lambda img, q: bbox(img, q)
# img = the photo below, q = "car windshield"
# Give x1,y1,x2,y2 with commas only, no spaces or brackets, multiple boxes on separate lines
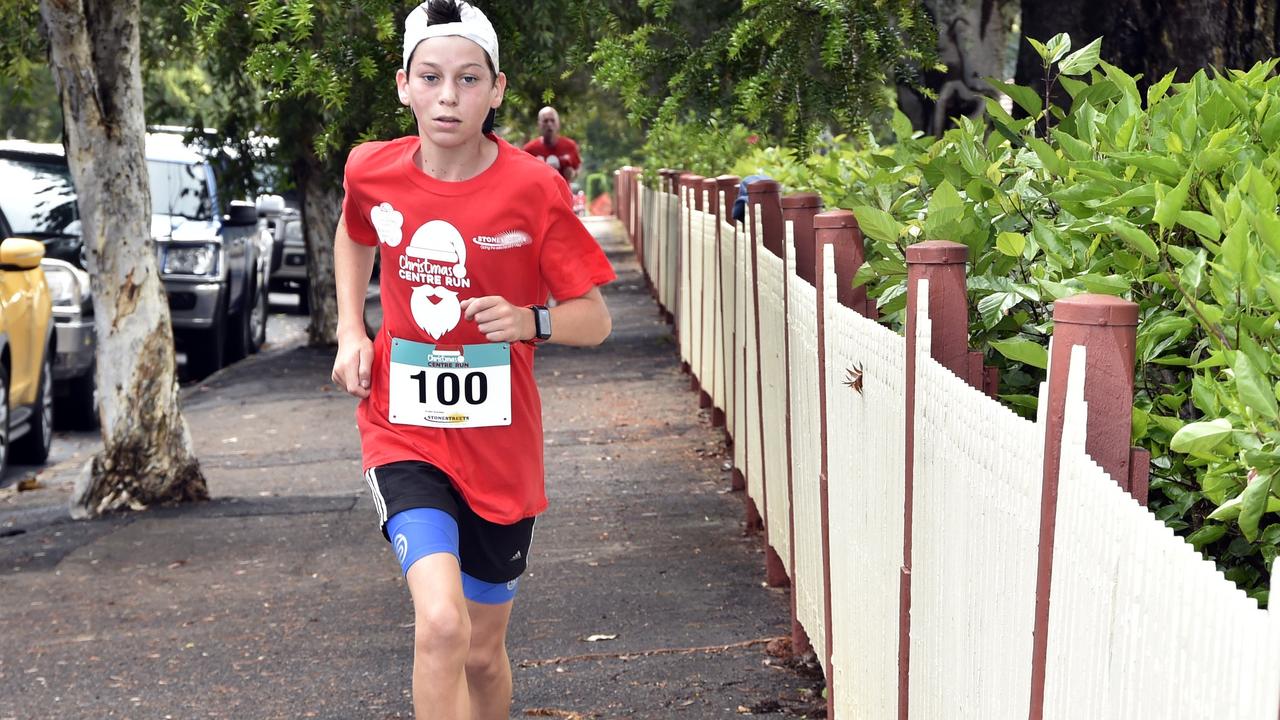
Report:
148,159,213,221
0,156,80,236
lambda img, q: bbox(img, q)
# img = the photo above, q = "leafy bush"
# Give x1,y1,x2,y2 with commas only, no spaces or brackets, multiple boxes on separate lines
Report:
720,37,1278,604
585,172,611,201
640,113,758,182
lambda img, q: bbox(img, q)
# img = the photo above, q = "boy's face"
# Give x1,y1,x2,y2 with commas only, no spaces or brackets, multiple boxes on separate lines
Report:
397,35,506,148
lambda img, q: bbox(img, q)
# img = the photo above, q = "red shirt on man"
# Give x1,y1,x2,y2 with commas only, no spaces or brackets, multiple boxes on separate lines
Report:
342,134,615,524
522,136,581,181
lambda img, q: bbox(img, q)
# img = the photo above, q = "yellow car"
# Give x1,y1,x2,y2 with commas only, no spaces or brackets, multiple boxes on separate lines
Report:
0,237,55,477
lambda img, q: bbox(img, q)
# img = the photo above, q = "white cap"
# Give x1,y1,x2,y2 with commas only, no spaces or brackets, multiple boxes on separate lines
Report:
402,1,500,74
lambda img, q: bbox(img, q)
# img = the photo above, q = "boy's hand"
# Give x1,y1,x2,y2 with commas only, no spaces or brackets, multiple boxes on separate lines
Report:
460,296,533,343
332,333,374,398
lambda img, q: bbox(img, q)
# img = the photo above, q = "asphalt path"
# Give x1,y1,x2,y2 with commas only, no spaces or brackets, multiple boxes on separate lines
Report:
0,294,311,490
0,217,824,718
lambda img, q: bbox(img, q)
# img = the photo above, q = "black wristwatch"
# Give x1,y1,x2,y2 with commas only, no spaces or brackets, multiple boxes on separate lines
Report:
529,305,551,343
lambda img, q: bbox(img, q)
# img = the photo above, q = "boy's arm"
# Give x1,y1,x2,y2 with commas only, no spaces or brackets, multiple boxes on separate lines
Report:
460,286,611,347
332,214,379,397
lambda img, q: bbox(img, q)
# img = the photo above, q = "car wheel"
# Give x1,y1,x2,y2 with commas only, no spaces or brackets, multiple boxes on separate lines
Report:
296,280,310,316
0,364,9,480
185,311,227,380
13,348,53,464
227,278,266,361
249,280,268,353
56,367,98,431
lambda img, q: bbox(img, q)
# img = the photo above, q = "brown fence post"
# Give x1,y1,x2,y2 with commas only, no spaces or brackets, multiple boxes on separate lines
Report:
900,240,970,720
747,180,789,587
784,194,823,286
1027,293,1140,720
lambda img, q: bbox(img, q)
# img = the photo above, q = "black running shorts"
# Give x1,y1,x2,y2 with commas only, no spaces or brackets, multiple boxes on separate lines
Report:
363,460,535,584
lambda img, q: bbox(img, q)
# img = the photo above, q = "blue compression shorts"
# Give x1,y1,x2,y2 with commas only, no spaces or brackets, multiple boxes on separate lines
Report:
385,508,519,605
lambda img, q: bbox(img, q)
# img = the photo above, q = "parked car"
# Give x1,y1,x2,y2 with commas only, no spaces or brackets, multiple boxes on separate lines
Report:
146,131,272,377
263,204,310,313
0,141,97,427
0,136,274,386
0,236,56,477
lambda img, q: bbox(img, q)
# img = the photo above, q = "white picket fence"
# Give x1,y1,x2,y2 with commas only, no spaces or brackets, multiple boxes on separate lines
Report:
620,174,1279,719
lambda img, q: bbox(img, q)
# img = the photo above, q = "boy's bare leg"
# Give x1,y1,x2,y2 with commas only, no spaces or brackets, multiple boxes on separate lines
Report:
406,554,472,720
465,598,515,720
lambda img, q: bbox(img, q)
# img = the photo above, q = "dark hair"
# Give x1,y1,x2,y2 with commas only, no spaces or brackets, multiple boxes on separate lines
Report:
426,0,461,23
409,0,498,134
406,0,498,81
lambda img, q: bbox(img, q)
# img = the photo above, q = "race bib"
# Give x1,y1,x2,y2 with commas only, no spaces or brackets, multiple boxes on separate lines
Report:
388,337,512,428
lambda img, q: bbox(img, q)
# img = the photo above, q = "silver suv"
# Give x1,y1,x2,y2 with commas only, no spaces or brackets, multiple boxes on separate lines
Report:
146,132,271,378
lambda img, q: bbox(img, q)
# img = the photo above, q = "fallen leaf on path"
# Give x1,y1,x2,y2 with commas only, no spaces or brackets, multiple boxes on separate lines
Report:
524,709,585,719
17,477,43,492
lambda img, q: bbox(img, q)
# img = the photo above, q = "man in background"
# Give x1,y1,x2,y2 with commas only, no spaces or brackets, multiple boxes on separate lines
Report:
522,106,580,183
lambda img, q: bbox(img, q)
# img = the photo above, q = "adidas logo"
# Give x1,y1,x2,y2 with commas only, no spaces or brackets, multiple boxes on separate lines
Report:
509,550,523,562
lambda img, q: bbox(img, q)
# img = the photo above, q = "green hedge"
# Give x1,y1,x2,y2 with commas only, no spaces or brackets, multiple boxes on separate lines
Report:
656,36,1279,604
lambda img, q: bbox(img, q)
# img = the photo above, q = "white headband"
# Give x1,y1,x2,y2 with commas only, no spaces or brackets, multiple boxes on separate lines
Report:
402,1,500,74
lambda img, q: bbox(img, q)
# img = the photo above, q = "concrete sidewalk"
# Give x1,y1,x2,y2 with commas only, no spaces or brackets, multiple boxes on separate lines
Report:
0,217,823,719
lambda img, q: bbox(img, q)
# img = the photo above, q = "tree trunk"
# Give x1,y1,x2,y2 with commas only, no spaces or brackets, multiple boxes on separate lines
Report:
1016,0,1278,95
297,146,341,346
40,0,206,517
899,0,1021,134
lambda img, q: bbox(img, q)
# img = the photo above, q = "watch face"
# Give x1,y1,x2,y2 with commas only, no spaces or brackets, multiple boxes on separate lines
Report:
534,306,551,339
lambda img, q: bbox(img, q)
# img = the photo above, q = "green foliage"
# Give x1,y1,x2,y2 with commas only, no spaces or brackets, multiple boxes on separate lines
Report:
0,1,61,140
642,113,758,180
178,0,642,183
182,0,408,171
584,172,610,201
721,37,1279,604
590,0,937,150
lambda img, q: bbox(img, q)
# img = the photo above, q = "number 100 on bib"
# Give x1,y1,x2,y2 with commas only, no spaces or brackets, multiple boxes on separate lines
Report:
388,338,513,428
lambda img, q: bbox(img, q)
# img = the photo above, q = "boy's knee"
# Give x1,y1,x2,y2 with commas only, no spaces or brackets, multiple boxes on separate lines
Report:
464,640,507,683
414,598,470,658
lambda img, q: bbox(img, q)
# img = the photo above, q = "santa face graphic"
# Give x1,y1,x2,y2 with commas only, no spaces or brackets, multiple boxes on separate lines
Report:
410,283,462,339
407,220,468,278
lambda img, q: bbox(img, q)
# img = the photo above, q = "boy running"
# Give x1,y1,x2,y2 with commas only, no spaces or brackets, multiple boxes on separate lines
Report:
330,2,614,717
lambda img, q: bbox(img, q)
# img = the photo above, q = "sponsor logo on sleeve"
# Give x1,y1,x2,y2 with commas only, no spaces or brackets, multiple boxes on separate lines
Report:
472,230,532,250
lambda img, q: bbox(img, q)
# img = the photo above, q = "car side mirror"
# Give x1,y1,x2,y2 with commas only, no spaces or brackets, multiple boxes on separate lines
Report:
225,200,258,227
0,238,46,270
256,194,286,216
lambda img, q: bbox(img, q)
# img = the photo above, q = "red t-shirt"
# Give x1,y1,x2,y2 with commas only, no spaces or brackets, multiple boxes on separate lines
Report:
522,136,581,180
342,135,615,524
